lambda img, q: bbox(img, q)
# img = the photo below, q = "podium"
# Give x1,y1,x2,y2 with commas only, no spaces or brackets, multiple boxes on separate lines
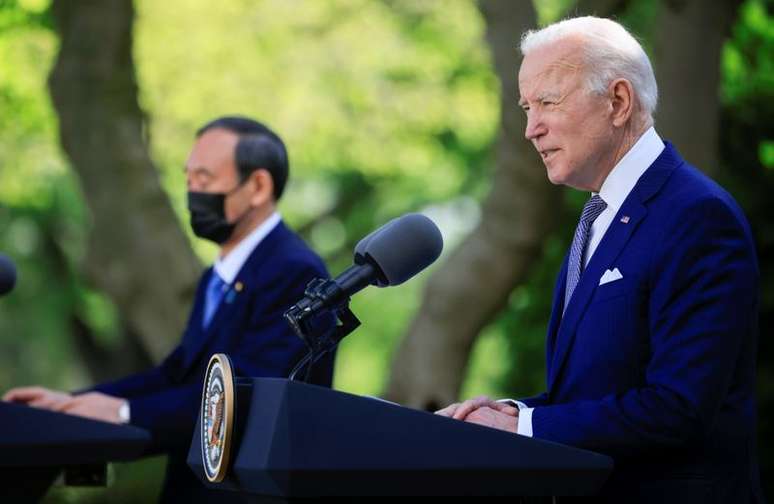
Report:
0,401,150,503
188,378,613,498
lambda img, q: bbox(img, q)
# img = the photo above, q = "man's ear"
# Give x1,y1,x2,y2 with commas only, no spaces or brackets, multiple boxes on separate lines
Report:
609,78,635,127
248,169,275,207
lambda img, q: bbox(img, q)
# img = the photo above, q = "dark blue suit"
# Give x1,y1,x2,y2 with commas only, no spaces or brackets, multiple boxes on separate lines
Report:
521,144,763,503
93,221,334,502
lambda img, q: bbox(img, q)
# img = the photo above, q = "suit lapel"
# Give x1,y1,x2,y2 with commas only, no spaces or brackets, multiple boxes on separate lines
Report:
546,144,682,391
202,277,246,333
179,270,209,350
545,253,569,381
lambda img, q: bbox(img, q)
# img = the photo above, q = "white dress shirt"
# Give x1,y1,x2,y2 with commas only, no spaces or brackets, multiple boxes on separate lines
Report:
513,127,665,437
214,212,281,284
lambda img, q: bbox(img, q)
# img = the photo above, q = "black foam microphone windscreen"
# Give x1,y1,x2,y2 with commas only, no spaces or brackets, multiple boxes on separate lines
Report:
357,213,443,287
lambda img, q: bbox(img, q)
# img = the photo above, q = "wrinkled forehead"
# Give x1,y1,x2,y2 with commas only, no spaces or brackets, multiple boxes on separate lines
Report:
518,38,586,100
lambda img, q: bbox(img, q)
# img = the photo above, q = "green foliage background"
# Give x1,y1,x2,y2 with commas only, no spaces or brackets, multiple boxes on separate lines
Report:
0,0,772,501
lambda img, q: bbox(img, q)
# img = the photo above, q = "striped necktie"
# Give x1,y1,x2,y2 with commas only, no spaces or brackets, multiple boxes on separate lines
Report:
564,195,607,312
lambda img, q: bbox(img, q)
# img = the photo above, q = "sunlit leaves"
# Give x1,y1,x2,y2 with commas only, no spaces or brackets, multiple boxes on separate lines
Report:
722,0,774,104
134,0,498,234
0,12,64,207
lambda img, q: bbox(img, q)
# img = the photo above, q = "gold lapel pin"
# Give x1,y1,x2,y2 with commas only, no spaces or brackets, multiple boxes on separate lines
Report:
234,281,244,292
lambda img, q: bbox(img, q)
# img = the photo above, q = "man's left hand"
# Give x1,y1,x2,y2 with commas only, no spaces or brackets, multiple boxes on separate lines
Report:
54,392,125,424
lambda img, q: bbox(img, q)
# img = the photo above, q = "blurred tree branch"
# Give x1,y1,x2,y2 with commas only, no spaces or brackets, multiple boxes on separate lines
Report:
385,0,562,410
48,0,201,364
38,212,155,380
654,0,743,176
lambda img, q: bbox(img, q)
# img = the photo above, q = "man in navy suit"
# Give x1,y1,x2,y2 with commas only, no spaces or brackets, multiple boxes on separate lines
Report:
4,116,334,502
437,17,763,503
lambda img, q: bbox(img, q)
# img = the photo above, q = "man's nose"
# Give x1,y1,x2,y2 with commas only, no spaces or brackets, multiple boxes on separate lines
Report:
524,111,546,141
186,173,199,192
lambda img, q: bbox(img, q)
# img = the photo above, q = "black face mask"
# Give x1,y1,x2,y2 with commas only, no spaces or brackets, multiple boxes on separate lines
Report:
187,183,246,244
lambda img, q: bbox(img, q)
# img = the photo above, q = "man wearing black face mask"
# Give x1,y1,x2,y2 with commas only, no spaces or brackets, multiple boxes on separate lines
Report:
4,117,335,503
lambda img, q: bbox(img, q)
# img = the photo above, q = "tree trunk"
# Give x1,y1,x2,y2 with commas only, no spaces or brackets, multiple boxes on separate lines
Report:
48,0,201,363
653,0,742,176
384,1,562,410
38,210,155,379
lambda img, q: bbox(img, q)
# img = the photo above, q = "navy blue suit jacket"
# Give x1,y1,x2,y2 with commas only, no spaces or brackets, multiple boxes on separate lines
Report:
92,221,333,501
521,145,763,503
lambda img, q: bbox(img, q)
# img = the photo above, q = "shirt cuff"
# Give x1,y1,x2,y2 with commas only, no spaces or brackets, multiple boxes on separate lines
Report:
516,406,533,437
118,400,131,424
497,398,533,437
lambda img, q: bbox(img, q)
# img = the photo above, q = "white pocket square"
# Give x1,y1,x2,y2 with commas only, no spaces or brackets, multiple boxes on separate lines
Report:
599,267,623,286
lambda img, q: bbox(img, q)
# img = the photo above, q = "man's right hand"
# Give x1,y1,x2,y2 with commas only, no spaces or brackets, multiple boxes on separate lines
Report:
2,386,72,410
435,395,518,420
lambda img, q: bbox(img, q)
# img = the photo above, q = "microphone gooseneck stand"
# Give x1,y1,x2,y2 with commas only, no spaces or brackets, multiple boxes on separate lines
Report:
284,277,362,383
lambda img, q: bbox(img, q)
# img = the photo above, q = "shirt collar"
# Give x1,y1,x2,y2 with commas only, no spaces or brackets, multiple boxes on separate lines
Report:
596,127,664,212
213,212,281,284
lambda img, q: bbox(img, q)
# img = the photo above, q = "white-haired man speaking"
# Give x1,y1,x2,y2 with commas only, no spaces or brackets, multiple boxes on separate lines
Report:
437,16,763,503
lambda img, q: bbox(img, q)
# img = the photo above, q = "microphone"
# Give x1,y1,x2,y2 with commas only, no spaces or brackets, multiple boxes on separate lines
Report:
0,254,17,297
285,213,443,380
293,213,443,315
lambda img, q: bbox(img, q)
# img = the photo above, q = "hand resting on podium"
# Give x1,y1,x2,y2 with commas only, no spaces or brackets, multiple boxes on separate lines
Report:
3,386,126,424
435,395,519,433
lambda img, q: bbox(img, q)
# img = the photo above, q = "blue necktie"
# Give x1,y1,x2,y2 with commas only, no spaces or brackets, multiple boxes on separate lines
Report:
203,271,227,328
564,195,607,312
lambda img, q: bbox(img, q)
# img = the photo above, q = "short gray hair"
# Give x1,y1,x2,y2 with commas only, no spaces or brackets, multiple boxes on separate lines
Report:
520,16,658,116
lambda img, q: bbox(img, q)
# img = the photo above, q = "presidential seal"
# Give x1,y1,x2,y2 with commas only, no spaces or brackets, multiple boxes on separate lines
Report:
201,353,235,483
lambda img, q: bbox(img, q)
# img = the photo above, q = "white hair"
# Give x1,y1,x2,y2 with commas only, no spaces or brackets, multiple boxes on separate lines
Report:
520,16,658,116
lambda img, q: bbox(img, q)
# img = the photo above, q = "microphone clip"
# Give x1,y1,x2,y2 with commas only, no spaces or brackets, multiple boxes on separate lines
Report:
284,278,362,383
